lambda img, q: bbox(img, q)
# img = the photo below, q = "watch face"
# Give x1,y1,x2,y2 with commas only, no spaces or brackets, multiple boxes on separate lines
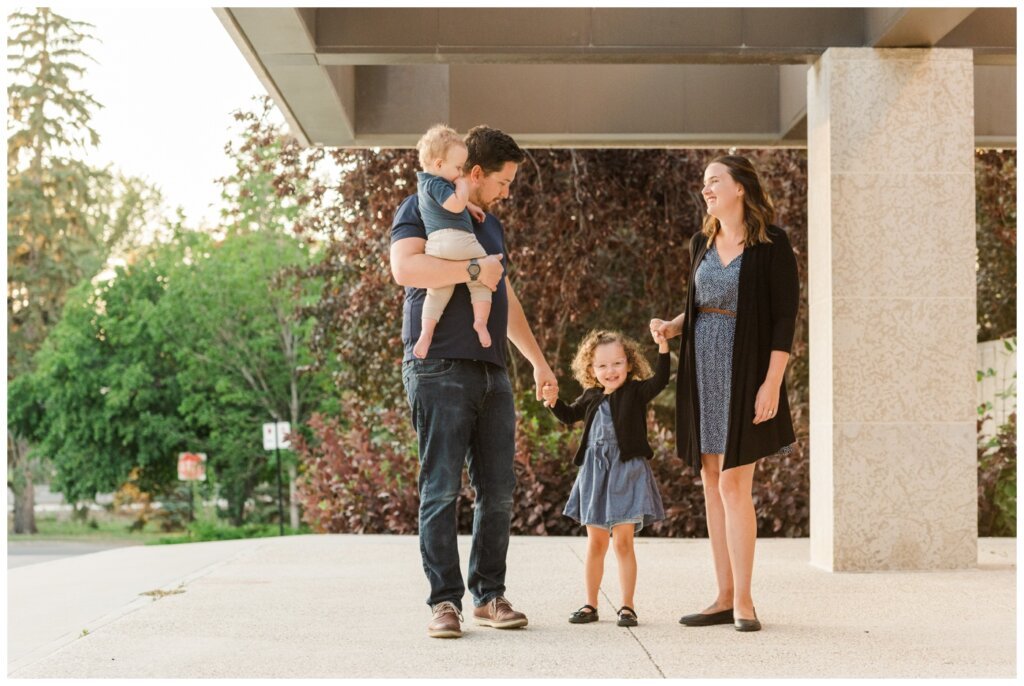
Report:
468,263,481,277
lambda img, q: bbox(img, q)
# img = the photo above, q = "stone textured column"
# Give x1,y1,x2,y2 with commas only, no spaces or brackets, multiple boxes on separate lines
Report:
807,48,977,571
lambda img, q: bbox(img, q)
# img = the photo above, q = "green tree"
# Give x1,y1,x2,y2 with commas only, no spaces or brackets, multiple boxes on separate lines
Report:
26,242,188,504
8,8,103,375
192,96,332,525
217,96,325,236
156,230,329,525
12,94,334,528
7,8,160,532
24,229,331,523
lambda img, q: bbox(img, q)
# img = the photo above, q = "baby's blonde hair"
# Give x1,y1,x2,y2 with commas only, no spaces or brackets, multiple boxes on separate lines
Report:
570,330,653,390
416,124,466,170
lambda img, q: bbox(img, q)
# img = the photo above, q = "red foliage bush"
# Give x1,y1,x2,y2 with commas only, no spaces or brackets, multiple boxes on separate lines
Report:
296,393,810,538
292,408,421,534
284,144,1010,538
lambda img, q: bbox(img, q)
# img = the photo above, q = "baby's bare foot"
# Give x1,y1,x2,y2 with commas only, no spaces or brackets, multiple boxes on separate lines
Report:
474,320,491,348
413,333,432,359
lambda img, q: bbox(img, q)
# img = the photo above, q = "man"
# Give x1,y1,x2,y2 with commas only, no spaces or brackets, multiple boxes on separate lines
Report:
390,125,557,639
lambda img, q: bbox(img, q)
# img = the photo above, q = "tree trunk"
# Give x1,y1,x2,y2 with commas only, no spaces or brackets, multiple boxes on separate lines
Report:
288,463,299,530
8,434,38,534
287,354,301,531
13,471,37,534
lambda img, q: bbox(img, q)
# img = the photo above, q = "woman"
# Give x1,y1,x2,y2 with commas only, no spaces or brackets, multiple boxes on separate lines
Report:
651,155,799,632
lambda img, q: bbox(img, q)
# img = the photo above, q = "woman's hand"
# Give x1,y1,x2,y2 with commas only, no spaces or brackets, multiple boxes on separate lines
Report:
649,317,682,340
650,327,669,353
752,379,781,424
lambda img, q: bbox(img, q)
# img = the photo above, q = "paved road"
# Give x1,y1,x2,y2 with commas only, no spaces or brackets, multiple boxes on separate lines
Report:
7,540,141,569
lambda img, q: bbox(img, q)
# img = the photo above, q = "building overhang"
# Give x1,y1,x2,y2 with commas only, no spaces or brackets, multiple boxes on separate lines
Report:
215,7,1016,148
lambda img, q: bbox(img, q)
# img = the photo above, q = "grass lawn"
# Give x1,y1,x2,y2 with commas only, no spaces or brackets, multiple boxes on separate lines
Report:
8,512,173,545
9,511,310,546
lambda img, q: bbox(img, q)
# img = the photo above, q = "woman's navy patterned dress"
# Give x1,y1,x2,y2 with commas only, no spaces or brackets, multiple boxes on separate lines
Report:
693,242,742,455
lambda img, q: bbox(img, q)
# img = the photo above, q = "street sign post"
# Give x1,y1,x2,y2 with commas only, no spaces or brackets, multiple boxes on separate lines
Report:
177,452,207,481
177,452,207,522
262,422,290,536
262,422,291,450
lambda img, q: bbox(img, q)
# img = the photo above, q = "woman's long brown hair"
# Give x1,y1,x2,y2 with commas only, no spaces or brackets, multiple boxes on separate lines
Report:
701,155,776,247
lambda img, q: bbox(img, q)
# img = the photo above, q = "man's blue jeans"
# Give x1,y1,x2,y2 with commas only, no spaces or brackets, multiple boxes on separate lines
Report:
402,358,517,611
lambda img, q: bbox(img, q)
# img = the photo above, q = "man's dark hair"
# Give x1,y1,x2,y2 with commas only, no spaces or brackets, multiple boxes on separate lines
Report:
464,125,526,175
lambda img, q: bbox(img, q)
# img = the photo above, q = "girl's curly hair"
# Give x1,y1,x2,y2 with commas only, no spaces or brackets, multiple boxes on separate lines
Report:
570,330,653,390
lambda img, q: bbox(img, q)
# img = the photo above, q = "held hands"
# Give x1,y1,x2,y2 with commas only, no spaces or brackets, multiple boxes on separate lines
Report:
752,379,781,424
650,326,670,353
649,317,681,342
541,381,559,408
535,367,558,407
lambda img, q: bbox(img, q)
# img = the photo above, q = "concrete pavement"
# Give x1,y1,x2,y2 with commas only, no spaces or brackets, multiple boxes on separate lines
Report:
7,538,265,674
7,539,142,569
7,535,1017,678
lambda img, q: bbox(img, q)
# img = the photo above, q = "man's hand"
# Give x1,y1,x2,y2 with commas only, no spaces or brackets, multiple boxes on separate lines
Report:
505,278,559,411
534,366,557,405
479,254,504,291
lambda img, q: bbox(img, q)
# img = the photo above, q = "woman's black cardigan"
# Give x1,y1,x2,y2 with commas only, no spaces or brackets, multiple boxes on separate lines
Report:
549,352,671,466
676,225,800,472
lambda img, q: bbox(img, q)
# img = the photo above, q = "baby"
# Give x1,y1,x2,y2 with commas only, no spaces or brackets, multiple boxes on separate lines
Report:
413,124,492,358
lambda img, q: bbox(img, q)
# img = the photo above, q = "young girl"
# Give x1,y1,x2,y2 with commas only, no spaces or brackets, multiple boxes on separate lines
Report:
542,328,670,627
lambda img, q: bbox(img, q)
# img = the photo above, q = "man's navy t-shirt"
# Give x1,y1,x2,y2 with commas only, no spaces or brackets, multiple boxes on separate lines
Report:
391,194,510,368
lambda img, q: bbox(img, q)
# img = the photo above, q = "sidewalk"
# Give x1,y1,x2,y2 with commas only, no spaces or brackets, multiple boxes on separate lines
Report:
8,539,132,569
7,535,1016,678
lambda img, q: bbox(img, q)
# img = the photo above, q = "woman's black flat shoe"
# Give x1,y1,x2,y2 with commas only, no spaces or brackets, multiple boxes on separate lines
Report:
734,608,761,632
569,604,599,624
617,606,638,627
679,608,734,626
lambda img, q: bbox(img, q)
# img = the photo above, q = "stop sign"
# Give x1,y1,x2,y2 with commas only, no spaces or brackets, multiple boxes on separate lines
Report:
177,452,207,481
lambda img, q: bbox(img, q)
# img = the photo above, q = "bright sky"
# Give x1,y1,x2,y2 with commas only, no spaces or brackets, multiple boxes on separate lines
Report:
42,5,276,228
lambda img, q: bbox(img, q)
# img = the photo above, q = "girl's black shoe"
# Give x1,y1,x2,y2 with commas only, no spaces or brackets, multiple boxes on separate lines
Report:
617,606,638,627
569,604,599,623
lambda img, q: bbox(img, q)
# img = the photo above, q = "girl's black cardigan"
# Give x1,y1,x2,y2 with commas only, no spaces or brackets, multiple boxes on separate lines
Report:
549,352,671,466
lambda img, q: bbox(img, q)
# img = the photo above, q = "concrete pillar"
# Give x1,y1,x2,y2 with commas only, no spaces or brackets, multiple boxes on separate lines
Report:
807,48,978,571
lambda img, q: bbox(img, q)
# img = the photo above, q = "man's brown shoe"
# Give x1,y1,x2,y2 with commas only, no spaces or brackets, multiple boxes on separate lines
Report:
428,601,463,638
473,596,528,629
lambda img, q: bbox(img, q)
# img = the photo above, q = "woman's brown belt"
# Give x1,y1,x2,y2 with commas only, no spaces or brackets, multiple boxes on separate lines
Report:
697,307,736,317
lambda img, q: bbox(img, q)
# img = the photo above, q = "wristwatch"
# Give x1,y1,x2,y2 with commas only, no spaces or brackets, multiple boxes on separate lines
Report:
467,258,481,281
